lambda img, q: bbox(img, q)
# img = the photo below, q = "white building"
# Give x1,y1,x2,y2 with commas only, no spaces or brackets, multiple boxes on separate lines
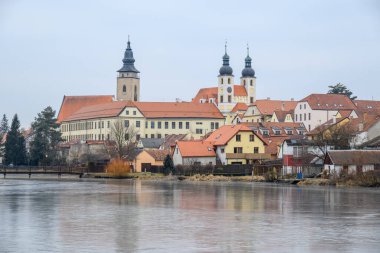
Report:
173,140,216,166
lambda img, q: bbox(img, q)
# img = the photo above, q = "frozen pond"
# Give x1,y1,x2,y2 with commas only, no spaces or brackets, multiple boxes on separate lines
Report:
0,178,379,252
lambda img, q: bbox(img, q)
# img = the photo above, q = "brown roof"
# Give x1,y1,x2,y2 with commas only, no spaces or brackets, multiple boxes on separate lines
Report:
272,110,293,122
326,150,380,165
134,102,224,119
145,149,170,161
176,140,216,157
57,95,114,123
253,99,298,115
231,103,249,113
161,134,187,150
301,94,356,110
63,101,224,122
354,100,380,116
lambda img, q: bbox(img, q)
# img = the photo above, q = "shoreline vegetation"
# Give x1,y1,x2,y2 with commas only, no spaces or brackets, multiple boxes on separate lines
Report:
85,171,380,188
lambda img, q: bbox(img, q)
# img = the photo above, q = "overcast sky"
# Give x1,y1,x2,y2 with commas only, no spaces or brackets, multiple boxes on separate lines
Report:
1,0,379,127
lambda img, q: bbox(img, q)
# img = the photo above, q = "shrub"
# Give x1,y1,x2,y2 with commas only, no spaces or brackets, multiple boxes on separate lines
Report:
264,167,278,182
105,159,131,177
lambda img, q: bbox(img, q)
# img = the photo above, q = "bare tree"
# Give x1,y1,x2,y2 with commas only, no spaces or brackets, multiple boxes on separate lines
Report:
110,119,139,158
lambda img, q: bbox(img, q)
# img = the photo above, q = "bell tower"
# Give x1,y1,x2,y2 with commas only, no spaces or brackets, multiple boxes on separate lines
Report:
117,38,140,101
241,45,256,104
217,42,234,113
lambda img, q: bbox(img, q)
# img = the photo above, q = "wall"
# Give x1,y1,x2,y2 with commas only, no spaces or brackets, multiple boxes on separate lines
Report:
224,130,265,155
183,157,216,165
135,151,163,172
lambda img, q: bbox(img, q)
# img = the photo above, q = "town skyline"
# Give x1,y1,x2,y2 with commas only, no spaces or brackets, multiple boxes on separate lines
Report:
1,0,380,126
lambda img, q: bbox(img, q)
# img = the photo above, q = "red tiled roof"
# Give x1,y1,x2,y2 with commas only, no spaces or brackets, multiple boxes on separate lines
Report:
253,100,298,115
177,140,216,157
205,125,262,146
326,150,380,165
354,100,380,115
63,101,224,122
192,87,218,103
57,95,114,123
301,94,356,110
234,85,247,96
231,103,248,113
272,110,293,122
134,102,224,119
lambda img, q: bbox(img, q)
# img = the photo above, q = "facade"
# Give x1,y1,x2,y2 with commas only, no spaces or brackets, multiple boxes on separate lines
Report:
60,101,225,142
173,140,216,166
205,125,268,165
134,149,169,172
192,45,256,119
294,94,357,131
324,150,380,175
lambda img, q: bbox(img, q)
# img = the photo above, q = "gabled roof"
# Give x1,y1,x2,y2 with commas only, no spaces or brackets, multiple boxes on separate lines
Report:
192,87,218,103
62,101,224,122
354,100,380,116
234,85,248,96
57,95,114,123
144,149,170,161
326,150,380,165
300,94,356,110
205,125,263,146
272,110,293,122
139,138,164,149
176,140,216,157
251,99,298,115
231,103,248,113
161,134,187,150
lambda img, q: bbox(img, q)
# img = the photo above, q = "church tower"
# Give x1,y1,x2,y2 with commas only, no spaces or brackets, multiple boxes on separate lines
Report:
217,42,235,113
117,39,140,101
241,45,256,104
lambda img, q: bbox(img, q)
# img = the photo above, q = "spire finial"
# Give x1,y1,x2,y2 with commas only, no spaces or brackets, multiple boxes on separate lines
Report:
127,35,131,49
247,43,249,56
225,40,227,54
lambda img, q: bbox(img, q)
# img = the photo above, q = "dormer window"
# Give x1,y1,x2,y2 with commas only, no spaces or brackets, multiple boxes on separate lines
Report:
263,130,269,136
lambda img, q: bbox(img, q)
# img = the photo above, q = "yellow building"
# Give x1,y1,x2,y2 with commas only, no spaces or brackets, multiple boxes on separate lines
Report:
205,125,269,165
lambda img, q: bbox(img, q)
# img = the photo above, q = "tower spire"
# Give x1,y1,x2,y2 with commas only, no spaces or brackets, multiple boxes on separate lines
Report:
219,41,233,76
118,38,139,73
241,44,255,77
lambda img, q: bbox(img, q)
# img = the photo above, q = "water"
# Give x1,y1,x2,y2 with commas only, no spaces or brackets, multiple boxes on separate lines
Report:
0,178,379,253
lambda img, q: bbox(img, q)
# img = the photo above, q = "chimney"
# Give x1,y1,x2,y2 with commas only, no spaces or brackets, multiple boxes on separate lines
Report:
267,97,270,100
363,112,368,122
281,102,285,111
291,98,294,101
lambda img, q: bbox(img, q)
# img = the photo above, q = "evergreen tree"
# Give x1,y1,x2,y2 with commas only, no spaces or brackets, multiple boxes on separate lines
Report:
0,114,9,157
328,83,357,100
4,114,27,165
163,154,175,175
29,106,62,165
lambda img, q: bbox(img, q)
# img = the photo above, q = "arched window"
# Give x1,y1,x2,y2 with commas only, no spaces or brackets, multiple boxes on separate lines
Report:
228,78,231,84
250,80,253,86
221,78,223,84
134,86,138,101
123,85,126,93
243,80,246,86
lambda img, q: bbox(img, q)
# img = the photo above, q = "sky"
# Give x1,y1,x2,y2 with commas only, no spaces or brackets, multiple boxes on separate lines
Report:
0,0,380,127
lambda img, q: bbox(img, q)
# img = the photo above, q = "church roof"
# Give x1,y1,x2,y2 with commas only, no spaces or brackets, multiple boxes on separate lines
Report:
118,40,139,73
57,95,114,123
192,85,247,103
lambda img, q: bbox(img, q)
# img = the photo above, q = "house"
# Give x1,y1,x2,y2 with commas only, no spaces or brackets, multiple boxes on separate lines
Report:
271,110,294,123
294,93,357,131
205,125,269,165
134,149,169,172
324,150,380,175
242,99,298,123
173,140,216,166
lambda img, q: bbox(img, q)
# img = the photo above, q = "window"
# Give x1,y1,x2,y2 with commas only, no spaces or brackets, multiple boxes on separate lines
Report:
300,114,302,121
304,113,306,121
107,134,110,140
250,80,253,86
215,122,219,129
221,148,225,153
186,122,190,129
243,80,246,85
172,122,176,129
304,104,306,109
145,134,148,138
250,97,254,103
158,134,162,139
275,130,281,135
300,104,302,110
145,121,148,128
151,121,155,129
220,95,224,103
151,134,154,138
309,113,311,120
134,86,138,101
126,110,129,115
196,129,203,134
263,130,269,136
234,147,243,153
107,121,110,128
125,133,129,140
254,147,259,154
211,122,215,129
165,122,169,129
308,125,311,131
123,85,126,93
102,121,104,128
133,111,136,115
136,134,140,140
228,78,231,84
295,114,298,121
124,120,129,127
136,121,140,128
249,134,255,142
158,122,162,129
196,122,202,125
286,130,293,135
228,95,231,103
221,78,223,84
179,122,183,129
236,135,241,142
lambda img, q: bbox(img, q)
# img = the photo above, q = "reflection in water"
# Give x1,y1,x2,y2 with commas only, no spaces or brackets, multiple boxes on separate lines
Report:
0,179,379,253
